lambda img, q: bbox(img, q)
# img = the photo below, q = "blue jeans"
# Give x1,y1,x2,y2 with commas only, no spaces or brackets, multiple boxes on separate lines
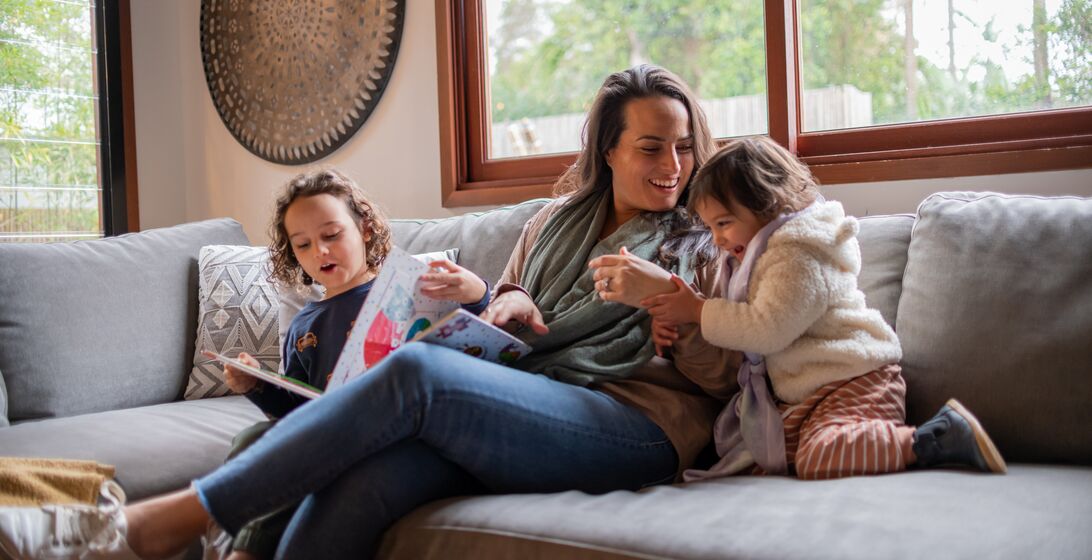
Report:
194,343,678,559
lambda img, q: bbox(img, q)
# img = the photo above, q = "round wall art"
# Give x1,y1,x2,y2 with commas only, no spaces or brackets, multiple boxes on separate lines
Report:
200,0,405,164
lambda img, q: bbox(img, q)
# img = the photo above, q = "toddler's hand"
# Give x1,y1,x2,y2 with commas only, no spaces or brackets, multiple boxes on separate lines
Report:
419,260,488,305
640,275,705,326
224,352,260,394
651,318,680,357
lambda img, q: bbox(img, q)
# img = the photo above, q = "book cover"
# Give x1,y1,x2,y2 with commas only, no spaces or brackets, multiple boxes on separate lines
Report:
412,308,532,364
202,350,322,400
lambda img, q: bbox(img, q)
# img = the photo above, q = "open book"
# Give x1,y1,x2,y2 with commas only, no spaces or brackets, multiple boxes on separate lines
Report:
203,350,322,400
326,247,532,391
208,248,532,398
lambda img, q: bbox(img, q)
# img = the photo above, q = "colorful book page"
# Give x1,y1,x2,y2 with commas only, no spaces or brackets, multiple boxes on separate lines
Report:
326,248,458,391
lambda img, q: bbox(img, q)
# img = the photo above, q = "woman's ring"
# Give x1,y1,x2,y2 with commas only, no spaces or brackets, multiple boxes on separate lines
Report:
603,278,611,292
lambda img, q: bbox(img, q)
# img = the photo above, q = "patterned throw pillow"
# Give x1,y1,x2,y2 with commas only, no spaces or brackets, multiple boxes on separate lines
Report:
186,246,281,399
185,246,461,400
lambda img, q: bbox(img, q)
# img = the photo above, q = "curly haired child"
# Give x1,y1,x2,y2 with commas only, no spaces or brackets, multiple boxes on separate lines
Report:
218,169,490,559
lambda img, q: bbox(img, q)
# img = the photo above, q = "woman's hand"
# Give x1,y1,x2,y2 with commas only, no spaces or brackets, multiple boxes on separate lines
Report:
479,289,549,335
588,247,674,307
641,275,706,326
224,352,259,394
419,260,488,305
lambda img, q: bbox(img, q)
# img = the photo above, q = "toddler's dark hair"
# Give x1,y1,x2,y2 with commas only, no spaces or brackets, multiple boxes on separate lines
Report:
688,136,819,221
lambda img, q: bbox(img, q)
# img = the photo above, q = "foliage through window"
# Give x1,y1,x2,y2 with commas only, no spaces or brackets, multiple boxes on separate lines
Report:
438,0,1091,206
1,0,108,242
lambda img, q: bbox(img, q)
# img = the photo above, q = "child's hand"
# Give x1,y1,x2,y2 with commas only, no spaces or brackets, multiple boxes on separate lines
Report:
224,352,260,394
419,260,488,305
640,274,705,326
651,318,680,357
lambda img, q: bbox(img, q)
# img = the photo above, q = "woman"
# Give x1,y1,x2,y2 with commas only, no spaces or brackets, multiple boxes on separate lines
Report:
34,65,739,560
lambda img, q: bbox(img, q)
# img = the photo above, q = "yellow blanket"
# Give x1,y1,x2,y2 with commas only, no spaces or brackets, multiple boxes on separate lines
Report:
0,457,116,507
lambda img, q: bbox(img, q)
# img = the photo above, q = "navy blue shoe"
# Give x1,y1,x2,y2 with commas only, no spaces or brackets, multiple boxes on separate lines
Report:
912,399,1007,473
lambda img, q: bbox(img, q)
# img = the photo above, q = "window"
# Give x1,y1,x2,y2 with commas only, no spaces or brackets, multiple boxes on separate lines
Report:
0,0,136,242
436,0,1092,207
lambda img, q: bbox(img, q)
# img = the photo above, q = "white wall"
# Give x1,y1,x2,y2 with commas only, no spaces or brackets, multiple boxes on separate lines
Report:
129,1,1092,245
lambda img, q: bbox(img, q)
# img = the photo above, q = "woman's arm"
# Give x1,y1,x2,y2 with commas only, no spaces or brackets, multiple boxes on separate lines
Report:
479,202,558,335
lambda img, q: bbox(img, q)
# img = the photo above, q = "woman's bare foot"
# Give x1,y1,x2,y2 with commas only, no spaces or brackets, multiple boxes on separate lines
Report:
123,488,211,559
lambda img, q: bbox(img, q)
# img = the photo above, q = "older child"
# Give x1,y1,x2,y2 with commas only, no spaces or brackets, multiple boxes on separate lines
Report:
218,169,489,559
642,137,1007,480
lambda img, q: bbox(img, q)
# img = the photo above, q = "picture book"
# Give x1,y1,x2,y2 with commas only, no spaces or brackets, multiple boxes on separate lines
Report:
411,308,532,365
202,350,322,400
325,247,533,392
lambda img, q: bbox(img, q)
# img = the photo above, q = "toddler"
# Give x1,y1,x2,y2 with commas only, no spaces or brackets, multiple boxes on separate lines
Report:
642,137,1006,480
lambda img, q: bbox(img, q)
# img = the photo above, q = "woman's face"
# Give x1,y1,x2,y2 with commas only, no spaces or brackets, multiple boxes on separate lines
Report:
604,96,694,224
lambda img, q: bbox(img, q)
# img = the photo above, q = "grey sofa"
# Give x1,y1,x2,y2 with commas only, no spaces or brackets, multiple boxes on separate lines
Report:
1,192,1089,559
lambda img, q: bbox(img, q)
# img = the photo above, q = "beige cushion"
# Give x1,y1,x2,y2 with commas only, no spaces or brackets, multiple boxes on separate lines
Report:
895,192,1092,464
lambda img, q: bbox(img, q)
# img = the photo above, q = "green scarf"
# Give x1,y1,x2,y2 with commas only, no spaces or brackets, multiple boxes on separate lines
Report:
515,189,695,385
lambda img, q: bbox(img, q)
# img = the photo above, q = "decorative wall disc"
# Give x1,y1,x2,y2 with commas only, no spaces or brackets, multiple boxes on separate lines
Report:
200,0,405,164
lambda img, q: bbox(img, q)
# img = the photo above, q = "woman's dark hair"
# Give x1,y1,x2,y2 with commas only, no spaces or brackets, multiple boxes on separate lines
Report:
554,64,718,267
688,136,820,222
268,169,392,288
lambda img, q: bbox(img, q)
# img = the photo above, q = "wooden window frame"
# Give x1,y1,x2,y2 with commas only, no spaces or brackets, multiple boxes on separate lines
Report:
97,0,140,233
435,0,1092,208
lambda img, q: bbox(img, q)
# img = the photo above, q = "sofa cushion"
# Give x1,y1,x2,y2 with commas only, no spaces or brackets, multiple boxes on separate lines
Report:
0,396,265,500
896,192,1092,464
0,371,8,428
391,199,550,285
187,245,283,399
856,214,914,328
381,465,1092,559
0,218,250,421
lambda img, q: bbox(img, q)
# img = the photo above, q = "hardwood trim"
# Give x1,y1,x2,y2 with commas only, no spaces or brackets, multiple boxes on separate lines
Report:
119,0,139,231
444,182,555,207
810,144,1092,184
799,106,1092,157
765,0,799,151
435,0,464,206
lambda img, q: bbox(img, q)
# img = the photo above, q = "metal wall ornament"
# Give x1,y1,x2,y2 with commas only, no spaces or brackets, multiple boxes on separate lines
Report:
200,0,405,165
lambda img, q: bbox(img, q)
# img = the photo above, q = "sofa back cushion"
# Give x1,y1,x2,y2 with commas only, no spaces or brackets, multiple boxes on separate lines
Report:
390,199,551,284
0,218,249,422
896,192,1092,464
855,214,914,328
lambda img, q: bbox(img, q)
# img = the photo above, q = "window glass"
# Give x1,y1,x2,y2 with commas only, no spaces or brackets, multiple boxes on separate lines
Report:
800,0,1092,132
484,0,768,160
1,0,101,242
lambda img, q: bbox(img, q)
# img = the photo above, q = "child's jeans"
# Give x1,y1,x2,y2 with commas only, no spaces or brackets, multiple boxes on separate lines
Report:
193,343,678,559
213,421,294,559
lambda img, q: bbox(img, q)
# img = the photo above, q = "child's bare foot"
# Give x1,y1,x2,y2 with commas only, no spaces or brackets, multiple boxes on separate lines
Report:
124,488,211,559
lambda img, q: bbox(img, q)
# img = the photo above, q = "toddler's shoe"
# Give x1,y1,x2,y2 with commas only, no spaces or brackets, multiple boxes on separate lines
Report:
912,398,1007,473
0,479,139,559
